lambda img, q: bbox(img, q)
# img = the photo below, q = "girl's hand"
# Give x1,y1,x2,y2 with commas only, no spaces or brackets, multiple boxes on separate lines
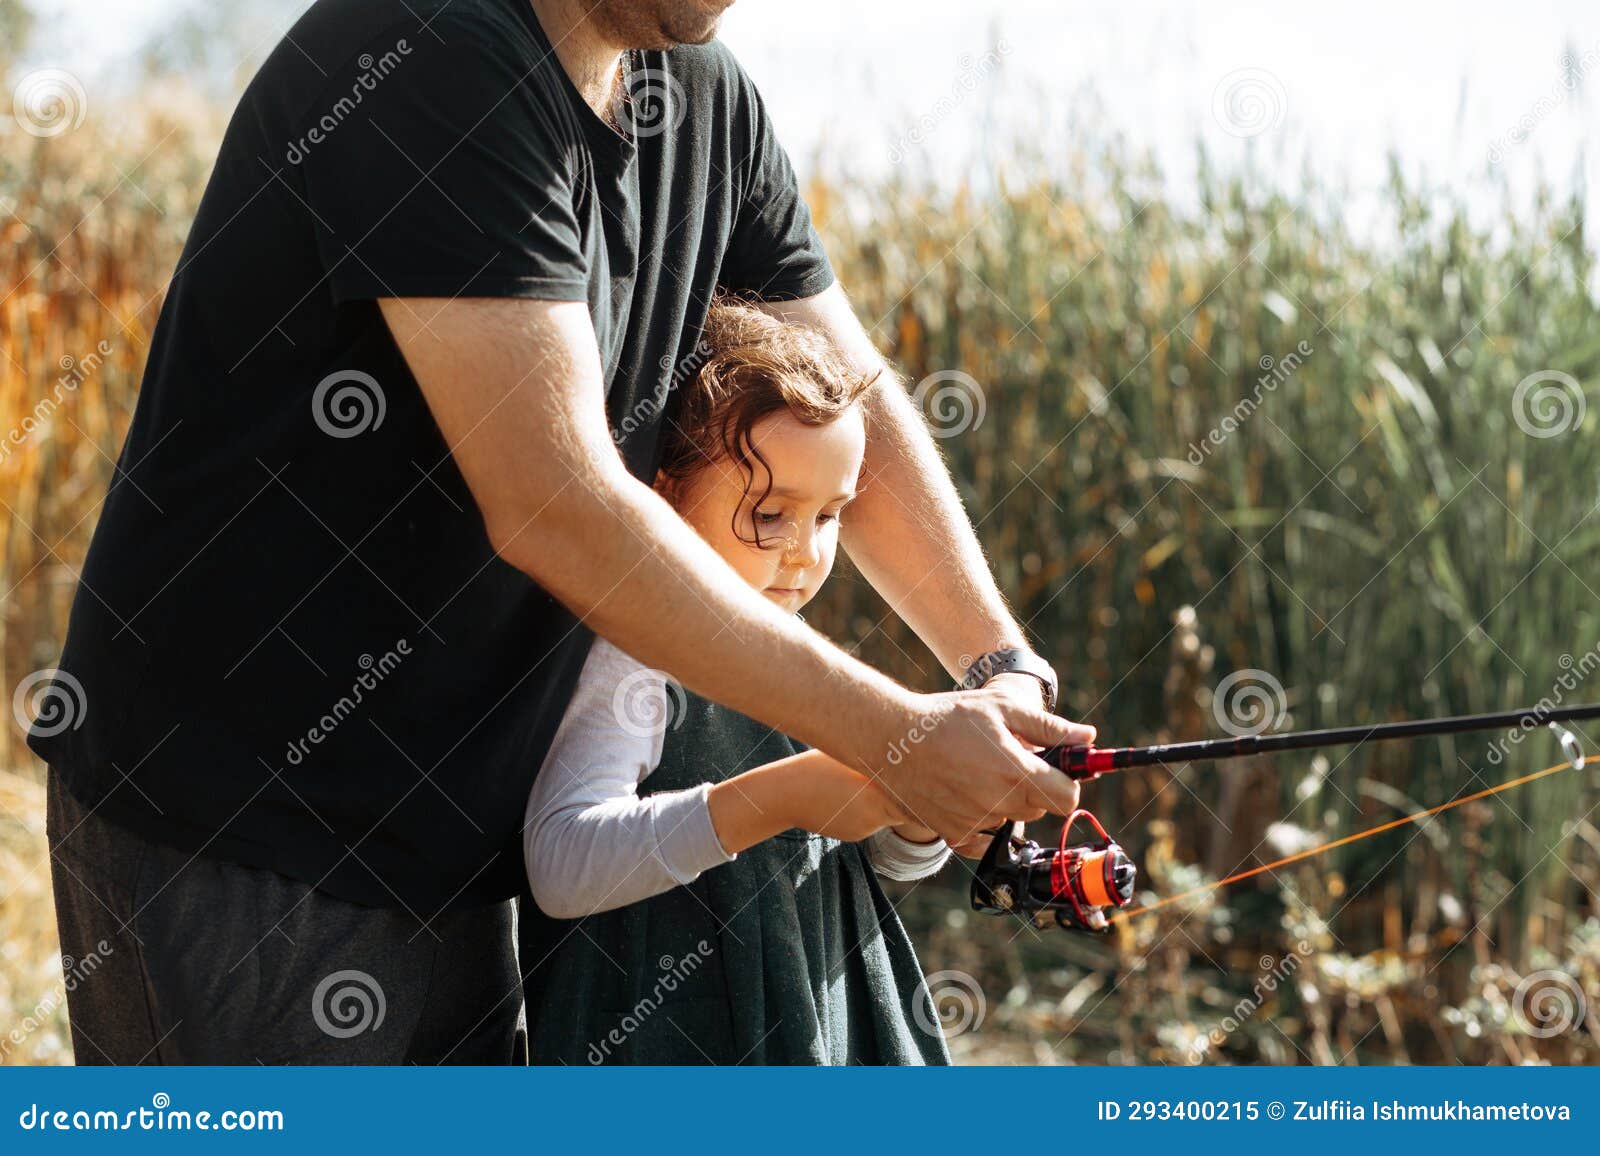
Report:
707,752,911,854
890,820,942,845
948,831,997,858
784,760,908,842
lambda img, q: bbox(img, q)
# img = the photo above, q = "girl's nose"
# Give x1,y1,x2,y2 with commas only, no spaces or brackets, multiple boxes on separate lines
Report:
784,524,823,569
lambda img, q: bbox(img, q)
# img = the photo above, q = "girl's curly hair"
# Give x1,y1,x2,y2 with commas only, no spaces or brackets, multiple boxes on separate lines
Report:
655,293,879,546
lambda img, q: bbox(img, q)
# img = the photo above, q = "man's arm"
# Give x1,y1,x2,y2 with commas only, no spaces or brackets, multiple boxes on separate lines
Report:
754,284,1050,697
378,296,1090,844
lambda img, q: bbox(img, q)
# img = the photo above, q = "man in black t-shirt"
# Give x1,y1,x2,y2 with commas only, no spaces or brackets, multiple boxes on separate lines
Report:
33,0,1093,1063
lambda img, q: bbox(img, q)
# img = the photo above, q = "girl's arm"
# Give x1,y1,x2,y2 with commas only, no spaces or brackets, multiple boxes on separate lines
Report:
705,750,911,851
525,643,917,919
524,640,734,920
708,751,951,882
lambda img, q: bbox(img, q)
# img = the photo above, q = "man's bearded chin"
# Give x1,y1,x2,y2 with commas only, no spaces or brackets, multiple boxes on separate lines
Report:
599,0,728,49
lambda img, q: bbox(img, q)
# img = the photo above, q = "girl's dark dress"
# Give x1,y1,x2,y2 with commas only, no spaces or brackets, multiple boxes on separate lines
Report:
522,688,952,1065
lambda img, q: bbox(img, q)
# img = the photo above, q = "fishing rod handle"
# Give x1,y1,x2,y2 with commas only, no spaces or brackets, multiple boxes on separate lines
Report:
1044,736,1264,778
1049,745,1116,780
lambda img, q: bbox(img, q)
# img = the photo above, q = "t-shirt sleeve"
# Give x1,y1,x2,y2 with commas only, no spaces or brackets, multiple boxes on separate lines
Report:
298,19,591,304
717,55,836,302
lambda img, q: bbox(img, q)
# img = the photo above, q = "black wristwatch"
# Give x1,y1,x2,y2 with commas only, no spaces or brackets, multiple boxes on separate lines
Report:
957,648,1059,712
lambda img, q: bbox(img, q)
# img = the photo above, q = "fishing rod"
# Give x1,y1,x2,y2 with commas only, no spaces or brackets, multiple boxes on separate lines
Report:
972,701,1600,933
1041,701,1600,780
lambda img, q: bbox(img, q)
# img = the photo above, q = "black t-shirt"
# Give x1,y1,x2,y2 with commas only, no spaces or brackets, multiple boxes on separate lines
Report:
28,0,834,913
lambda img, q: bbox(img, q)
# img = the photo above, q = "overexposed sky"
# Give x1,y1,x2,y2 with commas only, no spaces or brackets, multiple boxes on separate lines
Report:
19,0,1600,232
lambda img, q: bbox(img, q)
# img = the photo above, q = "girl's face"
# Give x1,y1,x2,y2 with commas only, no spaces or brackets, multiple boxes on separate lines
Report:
666,407,865,613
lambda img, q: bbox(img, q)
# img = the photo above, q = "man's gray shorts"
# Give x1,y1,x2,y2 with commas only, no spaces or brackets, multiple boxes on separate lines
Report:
45,769,526,1064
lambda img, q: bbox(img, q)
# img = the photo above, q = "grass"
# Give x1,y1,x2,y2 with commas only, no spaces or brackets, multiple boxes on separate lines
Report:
803,148,1600,1060
3,92,1598,1062
0,768,67,1064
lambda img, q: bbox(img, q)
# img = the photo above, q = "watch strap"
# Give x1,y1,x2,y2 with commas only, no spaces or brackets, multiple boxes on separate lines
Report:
957,648,1059,712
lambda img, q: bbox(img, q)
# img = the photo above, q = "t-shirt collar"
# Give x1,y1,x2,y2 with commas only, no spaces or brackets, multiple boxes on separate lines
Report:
511,0,641,165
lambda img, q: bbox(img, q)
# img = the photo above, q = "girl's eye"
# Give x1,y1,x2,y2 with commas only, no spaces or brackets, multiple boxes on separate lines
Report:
816,512,837,525
754,510,784,525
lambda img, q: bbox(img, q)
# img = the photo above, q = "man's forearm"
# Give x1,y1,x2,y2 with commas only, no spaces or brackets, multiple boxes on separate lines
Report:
382,295,911,775
384,295,1090,842
499,461,913,771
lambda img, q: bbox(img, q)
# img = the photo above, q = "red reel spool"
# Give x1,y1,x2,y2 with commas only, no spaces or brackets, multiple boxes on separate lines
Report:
1049,809,1136,926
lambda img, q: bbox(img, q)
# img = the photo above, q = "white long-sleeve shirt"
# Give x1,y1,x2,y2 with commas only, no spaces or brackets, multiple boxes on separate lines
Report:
523,637,950,919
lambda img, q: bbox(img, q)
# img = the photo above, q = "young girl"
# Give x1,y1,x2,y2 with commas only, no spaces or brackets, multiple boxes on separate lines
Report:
521,296,952,1065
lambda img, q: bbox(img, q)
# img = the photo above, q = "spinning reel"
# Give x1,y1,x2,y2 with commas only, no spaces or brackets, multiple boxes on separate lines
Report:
971,808,1136,933
967,700,1600,934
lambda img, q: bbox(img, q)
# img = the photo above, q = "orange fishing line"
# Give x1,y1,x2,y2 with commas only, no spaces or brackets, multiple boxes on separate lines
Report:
1111,755,1590,924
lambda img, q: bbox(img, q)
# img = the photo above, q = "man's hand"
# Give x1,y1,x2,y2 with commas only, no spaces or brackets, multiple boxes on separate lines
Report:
872,688,1093,847
949,672,1080,855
